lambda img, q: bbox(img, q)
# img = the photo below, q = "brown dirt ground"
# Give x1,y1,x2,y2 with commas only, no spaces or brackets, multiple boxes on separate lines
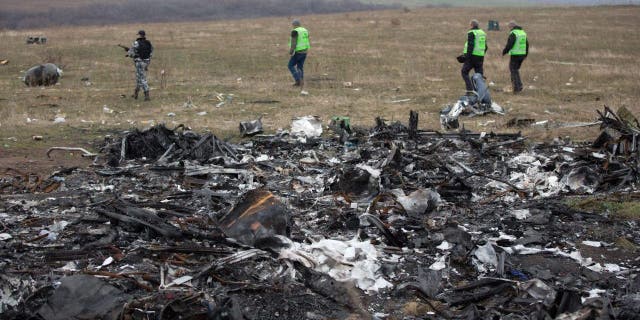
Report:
1,147,93,177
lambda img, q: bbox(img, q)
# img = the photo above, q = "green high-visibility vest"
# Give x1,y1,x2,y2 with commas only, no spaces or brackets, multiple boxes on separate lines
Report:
289,27,310,52
509,29,527,56
463,29,486,57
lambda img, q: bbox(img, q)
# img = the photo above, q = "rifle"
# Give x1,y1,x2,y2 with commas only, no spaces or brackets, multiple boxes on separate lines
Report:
117,44,129,51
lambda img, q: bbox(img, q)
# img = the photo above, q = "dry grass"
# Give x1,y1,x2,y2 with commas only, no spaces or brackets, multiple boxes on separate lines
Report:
1,6,639,154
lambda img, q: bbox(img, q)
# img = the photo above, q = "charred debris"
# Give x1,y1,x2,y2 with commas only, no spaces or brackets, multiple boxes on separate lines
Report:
1,106,639,319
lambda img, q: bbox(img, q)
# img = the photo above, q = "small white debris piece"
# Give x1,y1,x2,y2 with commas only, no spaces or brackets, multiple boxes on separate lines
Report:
511,209,531,220
604,263,624,273
582,288,607,303
167,112,176,117
582,240,602,247
49,220,69,232
436,241,452,251
196,111,207,116
355,164,381,178
490,102,505,114
59,261,79,271
167,275,193,287
99,256,114,269
53,117,66,123
429,255,447,270
300,90,309,96
0,233,12,241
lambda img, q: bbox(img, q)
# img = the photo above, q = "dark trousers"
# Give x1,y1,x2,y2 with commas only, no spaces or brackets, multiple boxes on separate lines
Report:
288,52,307,82
461,55,484,91
509,55,526,92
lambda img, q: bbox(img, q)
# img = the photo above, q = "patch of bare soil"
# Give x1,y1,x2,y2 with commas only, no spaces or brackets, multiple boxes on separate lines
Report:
0,147,92,176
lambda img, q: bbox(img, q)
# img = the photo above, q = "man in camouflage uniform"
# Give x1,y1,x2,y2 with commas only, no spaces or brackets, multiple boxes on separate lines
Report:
124,30,153,101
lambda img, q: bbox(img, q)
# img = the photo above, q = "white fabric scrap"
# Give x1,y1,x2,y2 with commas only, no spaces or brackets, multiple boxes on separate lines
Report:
436,241,453,251
582,240,602,247
305,237,392,293
511,209,531,220
429,255,447,271
474,242,498,267
59,261,79,271
291,115,322,138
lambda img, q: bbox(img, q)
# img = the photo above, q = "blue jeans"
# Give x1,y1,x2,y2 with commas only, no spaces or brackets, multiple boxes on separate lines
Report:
288,52,307,82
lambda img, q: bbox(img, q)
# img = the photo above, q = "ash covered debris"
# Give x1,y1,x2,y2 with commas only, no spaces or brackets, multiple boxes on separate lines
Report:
1,106,640,319
101,124,241,166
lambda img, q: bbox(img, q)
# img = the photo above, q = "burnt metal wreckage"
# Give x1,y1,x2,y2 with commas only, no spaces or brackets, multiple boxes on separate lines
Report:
1,106,640,319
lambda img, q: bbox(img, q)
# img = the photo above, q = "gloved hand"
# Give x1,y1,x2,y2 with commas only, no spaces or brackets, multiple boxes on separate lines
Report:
456,55,467,63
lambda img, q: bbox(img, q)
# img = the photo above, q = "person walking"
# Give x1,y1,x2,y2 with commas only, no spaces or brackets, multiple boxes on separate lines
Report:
288,19,310,88
460,19,487,93
124,30,153,101
502,21,529,93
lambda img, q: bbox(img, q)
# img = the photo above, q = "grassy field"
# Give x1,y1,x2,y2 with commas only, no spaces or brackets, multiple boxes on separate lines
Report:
363,0,528,7
1,6,639,170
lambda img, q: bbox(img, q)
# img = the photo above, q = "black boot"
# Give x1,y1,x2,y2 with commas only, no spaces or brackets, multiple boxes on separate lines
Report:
144,91,150,101
132,88,139,99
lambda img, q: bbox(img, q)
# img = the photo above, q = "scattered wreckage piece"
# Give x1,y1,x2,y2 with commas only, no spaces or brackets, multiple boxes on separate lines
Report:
36,275,130,320
46,147,97,158
219,189,289,246
101,124,240,166
0,167,71,194
23,63,62,87
291,115,323,138
440,73,505,130
25,36,47,44
239,116,264,137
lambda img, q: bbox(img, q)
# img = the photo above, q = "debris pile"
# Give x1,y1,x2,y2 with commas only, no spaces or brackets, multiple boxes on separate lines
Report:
25,36,47,45
1,107,639,319
23,63,63,87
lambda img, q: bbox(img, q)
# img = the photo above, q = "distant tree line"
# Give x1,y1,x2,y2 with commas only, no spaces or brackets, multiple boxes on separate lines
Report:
0,0,394,30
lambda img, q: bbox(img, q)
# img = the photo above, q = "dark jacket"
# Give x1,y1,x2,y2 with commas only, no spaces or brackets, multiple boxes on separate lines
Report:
502,26,529,56
466,26,488,58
